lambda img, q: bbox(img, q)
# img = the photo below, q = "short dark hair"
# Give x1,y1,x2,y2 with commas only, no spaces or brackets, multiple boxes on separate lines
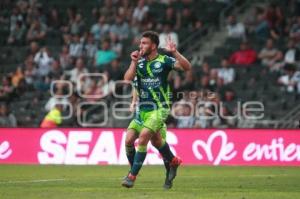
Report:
142,31,159,47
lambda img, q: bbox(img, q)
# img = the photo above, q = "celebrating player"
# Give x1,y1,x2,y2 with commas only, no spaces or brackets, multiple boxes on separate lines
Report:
122,31,191,188
125,86,174,189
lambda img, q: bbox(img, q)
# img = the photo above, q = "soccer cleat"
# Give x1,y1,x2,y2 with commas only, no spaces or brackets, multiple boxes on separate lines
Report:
168,157,182,181
163,174,173,189
121,173,136,188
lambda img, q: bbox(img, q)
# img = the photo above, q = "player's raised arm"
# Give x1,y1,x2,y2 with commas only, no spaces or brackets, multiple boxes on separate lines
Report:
124,50,140,81
164,35,191,71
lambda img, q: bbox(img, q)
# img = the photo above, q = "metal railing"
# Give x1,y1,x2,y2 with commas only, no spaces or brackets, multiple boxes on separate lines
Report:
274,103,300,128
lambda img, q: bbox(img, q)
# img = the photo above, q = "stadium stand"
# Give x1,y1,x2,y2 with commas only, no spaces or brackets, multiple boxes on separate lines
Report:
0,0,299,128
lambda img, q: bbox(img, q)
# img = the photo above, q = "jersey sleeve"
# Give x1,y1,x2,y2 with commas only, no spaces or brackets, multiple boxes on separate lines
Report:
164,55,176,70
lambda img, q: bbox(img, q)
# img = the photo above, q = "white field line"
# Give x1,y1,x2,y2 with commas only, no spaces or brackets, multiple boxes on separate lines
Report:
0,178,66,184
0,174,291,185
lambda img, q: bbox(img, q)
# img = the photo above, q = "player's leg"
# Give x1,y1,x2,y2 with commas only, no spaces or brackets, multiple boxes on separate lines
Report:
125,129,138,167
122,109,163,188
126,120,142,167
150,109,182,185
150,124,173,189
122,127,154,188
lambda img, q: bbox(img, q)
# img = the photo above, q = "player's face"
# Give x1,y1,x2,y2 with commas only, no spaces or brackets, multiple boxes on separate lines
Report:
139,37,155,56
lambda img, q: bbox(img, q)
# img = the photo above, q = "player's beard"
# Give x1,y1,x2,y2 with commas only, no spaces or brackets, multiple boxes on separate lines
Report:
140,48,151,57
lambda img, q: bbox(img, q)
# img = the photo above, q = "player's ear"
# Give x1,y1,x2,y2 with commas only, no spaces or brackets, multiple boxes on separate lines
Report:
151,43,156,51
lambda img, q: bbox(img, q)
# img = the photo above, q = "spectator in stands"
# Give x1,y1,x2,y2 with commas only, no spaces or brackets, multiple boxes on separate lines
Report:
0,75,14,102
211,69,223,91
110,33,123,56
45,84,69,112
94,39,117,71
193,92,214,128
289,16,300,44
11,66,24,87
99,0,117,23
217,58,235,85
265,3,284,39
109,15,130,41
62,33,72,46
26,19,47,43
0,103,17,127
226,15,246,39
14,78,31,97
84,77,110,102
229,41,257,65
84,33,98,66
104,58,124,81
69,34,83,58
217,104,236,128
59,45,72,69
258,38,283,71
7,20,26,45
63,92,80,127
66,57,89,84
27,41,39,57
254,11,270,41
90,16,110,43
34,47,53,78
159,23,179,49
9,7,24,33
180,6,196,30
48,60,63,81
278,64,300,93
23,55,37,87
198,75,215,91
283,38,300,65
196,61,211,77
162,6,181,30
40,103,63,128
70,13,85,35
172,70,195,92
173,99,195,128
47,7,62,31
182,70,196,91
244,6,264,33
116,0,133,20
132,0,149,25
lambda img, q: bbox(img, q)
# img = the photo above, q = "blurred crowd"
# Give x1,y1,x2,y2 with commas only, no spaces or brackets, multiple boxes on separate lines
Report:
0,0,299,128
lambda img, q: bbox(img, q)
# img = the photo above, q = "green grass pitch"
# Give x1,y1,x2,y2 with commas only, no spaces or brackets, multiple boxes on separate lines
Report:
0,165,299,199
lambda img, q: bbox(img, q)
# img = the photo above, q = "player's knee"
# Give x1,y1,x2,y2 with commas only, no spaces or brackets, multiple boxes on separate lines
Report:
125,136,135,146
138,135,150,146
125,131,137,146
150,139,161,148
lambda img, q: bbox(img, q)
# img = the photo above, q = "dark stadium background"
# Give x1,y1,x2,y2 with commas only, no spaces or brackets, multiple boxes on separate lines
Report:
0,1,300,198
0,0,298,128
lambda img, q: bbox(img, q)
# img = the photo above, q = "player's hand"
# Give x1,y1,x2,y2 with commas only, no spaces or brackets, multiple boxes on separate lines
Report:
164,35,177,53
130,50,140,62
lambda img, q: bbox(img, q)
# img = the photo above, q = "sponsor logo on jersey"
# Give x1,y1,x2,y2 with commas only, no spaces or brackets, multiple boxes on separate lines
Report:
141,77,160,88
154,62,161,68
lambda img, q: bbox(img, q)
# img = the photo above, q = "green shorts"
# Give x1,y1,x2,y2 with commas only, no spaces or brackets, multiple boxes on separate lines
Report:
127,108,170,138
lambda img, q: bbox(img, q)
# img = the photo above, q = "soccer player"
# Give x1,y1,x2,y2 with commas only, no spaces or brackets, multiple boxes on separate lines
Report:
122,31,191,188
125,88,174,189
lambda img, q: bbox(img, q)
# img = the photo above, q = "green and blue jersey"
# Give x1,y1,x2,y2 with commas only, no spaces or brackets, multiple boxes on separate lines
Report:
134,54,176,111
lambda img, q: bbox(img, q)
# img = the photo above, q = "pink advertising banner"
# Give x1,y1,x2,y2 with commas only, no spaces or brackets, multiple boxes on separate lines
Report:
0,128,299,166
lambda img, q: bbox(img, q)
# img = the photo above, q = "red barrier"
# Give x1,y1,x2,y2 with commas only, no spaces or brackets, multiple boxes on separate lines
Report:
0,128,299,165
